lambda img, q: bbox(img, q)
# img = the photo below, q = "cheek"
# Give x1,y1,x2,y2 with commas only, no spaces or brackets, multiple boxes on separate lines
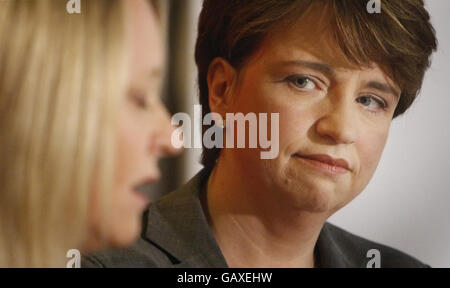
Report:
85,118,146,248
277,104,315,155
264,98,316,161
106,112,151,246
356,128,389,184
115,111,148,188
236,81,313,155
113,114,151,203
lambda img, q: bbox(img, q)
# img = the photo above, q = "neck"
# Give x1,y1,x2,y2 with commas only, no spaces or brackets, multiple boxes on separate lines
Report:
205,155,328,268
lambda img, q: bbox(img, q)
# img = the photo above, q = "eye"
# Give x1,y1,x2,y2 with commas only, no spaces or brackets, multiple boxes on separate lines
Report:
286,75,318,90
130,92,149,110
134,96,148,109
357,95,387,112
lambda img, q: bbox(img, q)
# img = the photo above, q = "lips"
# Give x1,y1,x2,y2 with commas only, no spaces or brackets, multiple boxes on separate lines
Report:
134,178,157,193
133,176,160,201
293,153,351,174
135,177,159,188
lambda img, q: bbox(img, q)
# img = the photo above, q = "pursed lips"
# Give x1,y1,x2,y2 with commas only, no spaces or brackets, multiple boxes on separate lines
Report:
293,153,352,173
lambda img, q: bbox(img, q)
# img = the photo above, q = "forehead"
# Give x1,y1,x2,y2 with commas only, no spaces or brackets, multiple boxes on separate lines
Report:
250,3,392,80
261,12,353,69
127,0,163,78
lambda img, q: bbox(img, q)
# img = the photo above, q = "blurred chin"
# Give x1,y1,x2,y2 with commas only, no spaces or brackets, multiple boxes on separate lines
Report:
108,214,142,247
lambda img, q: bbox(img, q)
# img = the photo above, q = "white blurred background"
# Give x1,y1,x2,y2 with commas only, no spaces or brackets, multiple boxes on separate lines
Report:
164,0,450,267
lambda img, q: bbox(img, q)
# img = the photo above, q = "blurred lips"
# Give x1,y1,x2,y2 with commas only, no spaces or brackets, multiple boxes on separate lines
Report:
132,175,160,206
293,153,351,175
134,175,160,191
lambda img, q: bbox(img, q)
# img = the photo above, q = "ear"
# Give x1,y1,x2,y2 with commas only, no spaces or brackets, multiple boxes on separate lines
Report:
207,57,237,116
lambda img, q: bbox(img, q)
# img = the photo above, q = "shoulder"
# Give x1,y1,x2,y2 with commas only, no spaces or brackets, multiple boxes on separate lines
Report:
81,237,176,268
319,222,430,268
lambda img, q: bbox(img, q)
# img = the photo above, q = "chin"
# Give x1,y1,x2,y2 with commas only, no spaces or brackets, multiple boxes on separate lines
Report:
108,217,141,248
262,162,349,214
276,177,340,213
301,189,336,213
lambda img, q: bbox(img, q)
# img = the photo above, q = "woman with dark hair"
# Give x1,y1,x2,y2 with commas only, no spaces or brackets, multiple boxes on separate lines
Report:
84,0,437,268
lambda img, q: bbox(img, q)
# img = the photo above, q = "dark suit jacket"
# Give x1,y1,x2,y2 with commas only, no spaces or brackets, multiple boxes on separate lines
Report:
82,168,429,268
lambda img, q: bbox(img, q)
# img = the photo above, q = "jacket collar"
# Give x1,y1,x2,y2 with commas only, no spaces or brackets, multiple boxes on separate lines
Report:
315,222,353,267
143,168,228,267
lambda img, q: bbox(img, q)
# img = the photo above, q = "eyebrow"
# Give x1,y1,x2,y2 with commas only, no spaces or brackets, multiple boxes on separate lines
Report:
281,60,401,99
365,81,400,99
281,60,335,77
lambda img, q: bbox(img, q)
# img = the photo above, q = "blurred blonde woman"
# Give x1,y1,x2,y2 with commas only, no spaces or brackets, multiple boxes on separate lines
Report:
0,0,178,267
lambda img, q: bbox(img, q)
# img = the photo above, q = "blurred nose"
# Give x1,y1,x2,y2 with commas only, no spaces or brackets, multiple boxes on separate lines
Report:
315,89,358,145
150,102,182,157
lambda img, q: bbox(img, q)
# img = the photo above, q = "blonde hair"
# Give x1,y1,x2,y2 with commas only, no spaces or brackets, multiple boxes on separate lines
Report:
0,0,130,267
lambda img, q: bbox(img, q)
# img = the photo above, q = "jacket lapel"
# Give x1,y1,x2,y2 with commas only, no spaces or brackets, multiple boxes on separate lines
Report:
143,169,228,268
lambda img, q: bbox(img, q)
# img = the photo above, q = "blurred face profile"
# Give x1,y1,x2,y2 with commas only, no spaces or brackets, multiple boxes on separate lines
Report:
224,8,401,215
87,0,177,250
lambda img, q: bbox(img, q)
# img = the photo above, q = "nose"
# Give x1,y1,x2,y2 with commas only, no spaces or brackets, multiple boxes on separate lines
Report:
150,102,182,157
315,95,358,145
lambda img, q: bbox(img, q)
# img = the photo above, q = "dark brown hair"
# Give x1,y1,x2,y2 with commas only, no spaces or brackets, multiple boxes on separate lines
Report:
195,0,437,170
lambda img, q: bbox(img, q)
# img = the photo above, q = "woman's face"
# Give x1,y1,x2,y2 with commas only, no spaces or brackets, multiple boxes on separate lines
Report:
88,0,178,250
219,14,401,215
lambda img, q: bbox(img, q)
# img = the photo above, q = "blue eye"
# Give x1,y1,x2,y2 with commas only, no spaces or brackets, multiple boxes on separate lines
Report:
357,95,387,111
287,75,317,90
